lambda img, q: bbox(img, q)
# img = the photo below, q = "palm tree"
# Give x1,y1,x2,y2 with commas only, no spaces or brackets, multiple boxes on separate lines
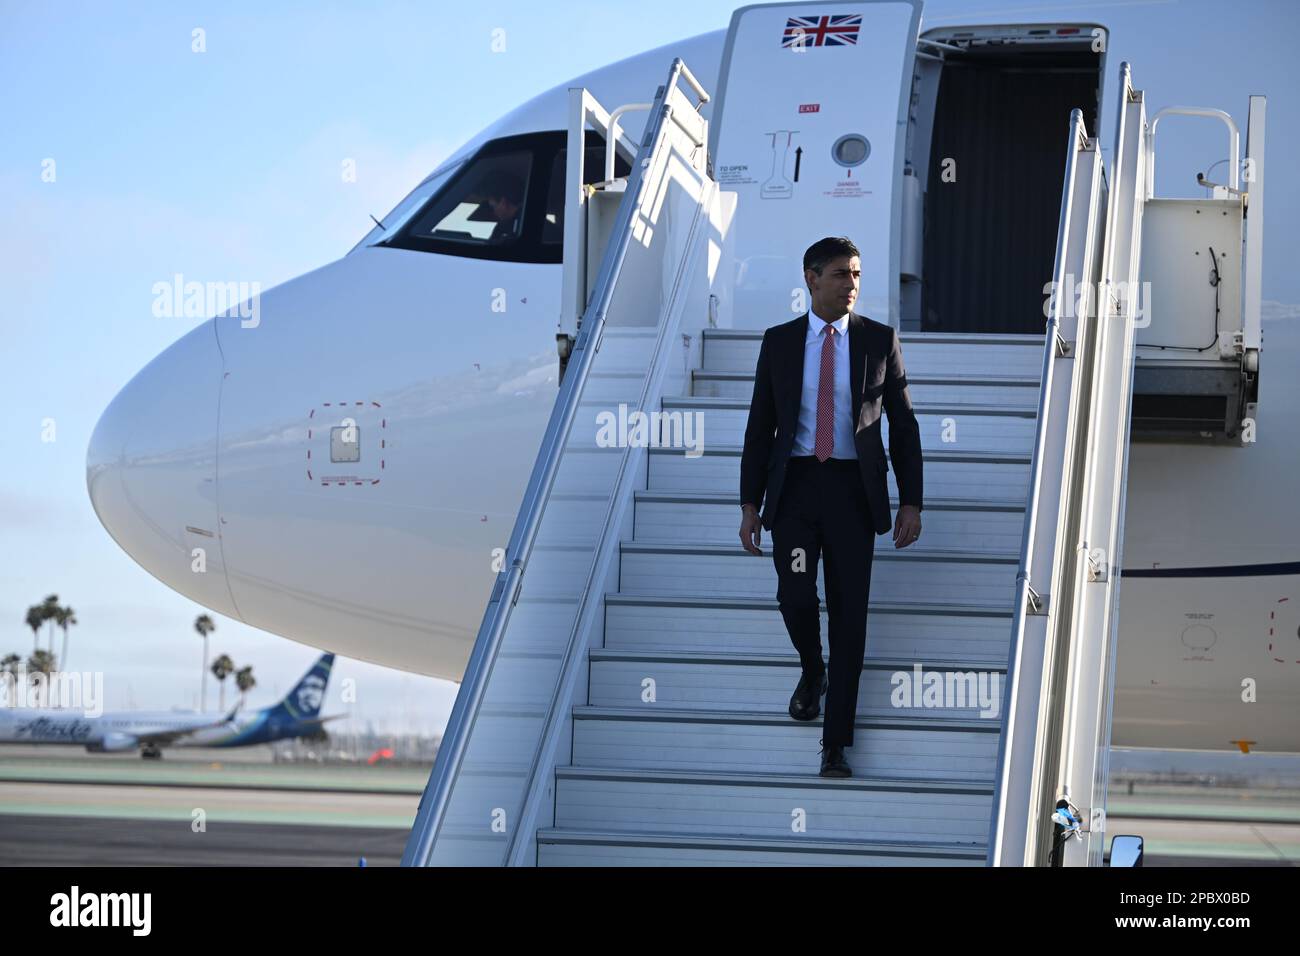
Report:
1,654,21,707
54,606,76,672
27,650,55,706
39,595,60,654
235,665,256,708
25,606,43,653
211,654,235,711
194,614,215,711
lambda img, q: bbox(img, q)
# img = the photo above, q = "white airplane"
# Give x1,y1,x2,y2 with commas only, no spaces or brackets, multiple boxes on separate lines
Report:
0,701,238,758
0,653,339,758
86,0,1292,759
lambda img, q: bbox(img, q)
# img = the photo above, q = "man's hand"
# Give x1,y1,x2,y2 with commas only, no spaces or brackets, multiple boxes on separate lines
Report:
739,505,763,556
893,504,922,549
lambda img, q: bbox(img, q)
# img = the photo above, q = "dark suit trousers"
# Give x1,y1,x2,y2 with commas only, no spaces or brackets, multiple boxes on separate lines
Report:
770,455,875,748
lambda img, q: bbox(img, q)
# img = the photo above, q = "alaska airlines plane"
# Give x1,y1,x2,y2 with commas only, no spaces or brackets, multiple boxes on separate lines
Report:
85,1,1295,755
0,654,338,757
0,703,236,757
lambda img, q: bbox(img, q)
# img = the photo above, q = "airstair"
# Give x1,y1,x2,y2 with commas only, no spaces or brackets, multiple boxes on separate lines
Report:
403,37,1266,865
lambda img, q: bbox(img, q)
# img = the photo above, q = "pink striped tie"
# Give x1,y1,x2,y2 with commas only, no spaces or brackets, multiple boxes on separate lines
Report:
814,324,835,462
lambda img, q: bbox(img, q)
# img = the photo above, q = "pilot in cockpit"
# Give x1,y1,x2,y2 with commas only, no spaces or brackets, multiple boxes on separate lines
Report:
482,172,524,244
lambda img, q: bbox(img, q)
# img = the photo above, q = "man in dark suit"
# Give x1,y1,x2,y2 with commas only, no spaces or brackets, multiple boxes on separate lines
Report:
738,236,924,777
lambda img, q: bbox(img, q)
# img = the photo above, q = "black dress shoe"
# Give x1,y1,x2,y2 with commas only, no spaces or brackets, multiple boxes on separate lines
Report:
819,740,851,777
788,669,827,720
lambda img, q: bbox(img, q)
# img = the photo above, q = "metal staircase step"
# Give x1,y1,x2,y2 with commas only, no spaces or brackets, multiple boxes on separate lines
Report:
603,592,1013,661
657,395,1038,456
616,540,1020,606
536,826,987,866
646,444,1032,499
632,489,1026,550
571,705,1001,778
700,328,1046,377
692,368,1041,407
587,647,1007,718
551,764,994,844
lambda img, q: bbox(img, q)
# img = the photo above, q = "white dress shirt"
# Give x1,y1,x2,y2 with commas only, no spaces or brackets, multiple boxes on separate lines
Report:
791,306,857,459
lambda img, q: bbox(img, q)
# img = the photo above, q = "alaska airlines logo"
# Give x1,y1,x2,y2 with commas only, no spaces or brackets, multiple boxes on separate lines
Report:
17,717,93,741
295,675,325,714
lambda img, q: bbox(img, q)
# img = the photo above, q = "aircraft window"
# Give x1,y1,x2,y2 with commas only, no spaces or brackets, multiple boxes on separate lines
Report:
379,130,635,264
402,151,531,246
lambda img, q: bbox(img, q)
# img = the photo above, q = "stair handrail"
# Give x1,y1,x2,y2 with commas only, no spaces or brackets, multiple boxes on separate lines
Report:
987,107,1099,867
1053,65,1147,867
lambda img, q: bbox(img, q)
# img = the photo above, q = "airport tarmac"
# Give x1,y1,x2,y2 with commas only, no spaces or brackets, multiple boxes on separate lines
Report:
0,814,409,866
0,746,1296,866
0,746,422,866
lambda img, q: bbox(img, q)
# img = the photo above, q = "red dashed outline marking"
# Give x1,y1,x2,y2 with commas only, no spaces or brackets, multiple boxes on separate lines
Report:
1267,597,1298,664
308,402,385,486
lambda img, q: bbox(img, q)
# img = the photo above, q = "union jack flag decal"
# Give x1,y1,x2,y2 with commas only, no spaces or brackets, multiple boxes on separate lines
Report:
781,14,862,48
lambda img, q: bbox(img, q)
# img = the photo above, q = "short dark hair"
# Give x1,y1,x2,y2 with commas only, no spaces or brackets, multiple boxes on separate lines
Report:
803,236,860,277
486,172,525,205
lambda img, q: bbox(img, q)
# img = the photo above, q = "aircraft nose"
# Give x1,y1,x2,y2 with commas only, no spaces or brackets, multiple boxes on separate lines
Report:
87,318,239,618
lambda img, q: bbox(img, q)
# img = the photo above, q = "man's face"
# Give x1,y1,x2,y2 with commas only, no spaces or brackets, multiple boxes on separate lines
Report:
805,255,860,314
488,195,519,221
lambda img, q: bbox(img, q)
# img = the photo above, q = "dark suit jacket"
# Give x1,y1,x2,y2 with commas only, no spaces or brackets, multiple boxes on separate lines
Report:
740,311,923,535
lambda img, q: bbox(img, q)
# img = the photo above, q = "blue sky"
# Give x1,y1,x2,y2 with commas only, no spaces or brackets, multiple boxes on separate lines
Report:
0,0,1296,733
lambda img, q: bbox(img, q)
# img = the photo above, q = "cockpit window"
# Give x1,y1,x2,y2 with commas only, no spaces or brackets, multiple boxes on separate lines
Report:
377,130,634,264
402,151,531,247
